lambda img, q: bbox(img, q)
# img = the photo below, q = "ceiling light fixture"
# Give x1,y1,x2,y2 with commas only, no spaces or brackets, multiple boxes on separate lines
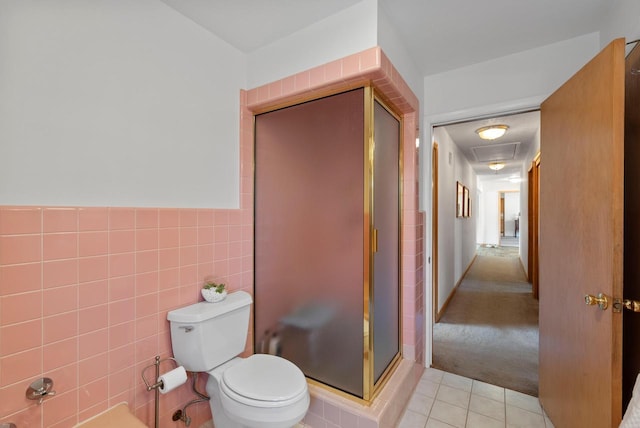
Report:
476,125,509,140
489,161,506,171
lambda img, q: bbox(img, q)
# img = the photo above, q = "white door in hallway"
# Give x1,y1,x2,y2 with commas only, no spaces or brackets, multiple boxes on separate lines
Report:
539,38,625,427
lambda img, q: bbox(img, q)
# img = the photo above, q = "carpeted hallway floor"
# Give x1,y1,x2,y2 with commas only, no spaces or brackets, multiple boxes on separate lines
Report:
432,245,539,396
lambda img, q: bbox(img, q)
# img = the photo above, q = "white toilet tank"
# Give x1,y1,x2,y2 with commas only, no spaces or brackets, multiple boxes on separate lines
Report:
167,291,252,372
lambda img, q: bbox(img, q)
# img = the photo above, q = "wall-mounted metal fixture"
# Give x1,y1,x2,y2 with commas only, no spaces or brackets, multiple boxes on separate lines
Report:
142,355,209,427
25,377,56,404
142,356,177,428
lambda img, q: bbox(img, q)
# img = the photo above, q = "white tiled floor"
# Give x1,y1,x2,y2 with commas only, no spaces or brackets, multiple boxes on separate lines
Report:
397,368,554,428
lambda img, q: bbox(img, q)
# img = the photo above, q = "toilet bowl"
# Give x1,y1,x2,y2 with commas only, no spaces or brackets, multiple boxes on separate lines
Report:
207,355,309,428
167,291,309,428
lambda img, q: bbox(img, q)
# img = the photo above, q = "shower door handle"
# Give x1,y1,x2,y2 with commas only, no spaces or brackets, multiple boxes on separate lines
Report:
372,229,378,253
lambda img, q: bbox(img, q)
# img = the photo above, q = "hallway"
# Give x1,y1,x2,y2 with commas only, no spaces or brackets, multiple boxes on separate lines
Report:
431,246,539,396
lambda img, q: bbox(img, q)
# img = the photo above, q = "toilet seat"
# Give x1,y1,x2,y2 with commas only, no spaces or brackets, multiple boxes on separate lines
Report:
220,354,307,408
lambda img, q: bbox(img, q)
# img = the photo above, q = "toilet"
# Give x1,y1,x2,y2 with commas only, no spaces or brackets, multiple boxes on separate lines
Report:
167,291,309,428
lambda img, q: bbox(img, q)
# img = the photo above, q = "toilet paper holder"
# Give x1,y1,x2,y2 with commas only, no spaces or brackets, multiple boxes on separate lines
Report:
141,355,179,392
141,355,179,428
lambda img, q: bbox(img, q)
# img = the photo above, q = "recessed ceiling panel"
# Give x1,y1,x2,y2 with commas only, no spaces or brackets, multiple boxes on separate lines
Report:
471,142,520,162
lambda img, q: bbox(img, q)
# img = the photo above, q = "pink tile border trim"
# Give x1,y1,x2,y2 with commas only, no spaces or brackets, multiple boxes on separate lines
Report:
246,47,419,116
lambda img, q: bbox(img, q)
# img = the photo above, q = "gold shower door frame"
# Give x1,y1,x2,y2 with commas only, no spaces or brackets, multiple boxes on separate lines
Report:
363,86,403,402
254,85,403,404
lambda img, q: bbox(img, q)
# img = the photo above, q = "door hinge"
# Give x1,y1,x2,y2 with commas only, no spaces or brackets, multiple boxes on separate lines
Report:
614,298,622,313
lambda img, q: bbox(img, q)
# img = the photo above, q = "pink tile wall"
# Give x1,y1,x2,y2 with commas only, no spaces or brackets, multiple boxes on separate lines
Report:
0,206,253,428
245,47,424,427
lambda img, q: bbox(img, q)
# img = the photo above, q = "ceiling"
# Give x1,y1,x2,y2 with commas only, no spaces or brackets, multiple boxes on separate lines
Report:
379,0,608,76
159,0,610,76
439,111,540,179
159,0,362,52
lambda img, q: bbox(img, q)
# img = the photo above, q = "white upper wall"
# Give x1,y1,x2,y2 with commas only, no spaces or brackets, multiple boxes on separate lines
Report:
246,0,425,109
0,0,245,208
377,6,423,108
423,32,600,120
433,127,476,312
246,0,377,89
421,0,637,160
5,0,631,210
377,4,425,187
600,0,640,48
0,0,424,209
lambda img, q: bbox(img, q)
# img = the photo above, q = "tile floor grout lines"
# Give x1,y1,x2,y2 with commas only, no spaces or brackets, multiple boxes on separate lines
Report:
295,367,553,428
398,368,554,428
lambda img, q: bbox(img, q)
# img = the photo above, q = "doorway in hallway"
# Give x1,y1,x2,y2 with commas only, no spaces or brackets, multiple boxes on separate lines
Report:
431,245,538,396
499,191,520,247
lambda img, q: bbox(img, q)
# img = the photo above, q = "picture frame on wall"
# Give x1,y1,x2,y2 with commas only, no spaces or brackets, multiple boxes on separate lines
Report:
463,186,470,217
456,182,464,217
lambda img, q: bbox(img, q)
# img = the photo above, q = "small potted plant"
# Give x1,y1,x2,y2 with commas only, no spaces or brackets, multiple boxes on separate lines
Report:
202,281,227,303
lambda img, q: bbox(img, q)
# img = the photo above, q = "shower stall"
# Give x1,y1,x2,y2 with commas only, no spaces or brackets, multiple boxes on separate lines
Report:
254,86,402,401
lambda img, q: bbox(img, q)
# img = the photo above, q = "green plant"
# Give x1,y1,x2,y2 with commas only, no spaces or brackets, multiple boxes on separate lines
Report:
203,281,226,293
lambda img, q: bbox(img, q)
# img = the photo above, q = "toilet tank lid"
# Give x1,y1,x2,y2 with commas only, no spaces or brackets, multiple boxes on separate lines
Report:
167,291,252,323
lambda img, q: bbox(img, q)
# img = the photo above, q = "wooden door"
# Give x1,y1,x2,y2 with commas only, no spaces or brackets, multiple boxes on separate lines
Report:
432,143,439,321
539,38,625,427
528,154,540,299
499,195,505,236
528,166,533,281
623,39,640,411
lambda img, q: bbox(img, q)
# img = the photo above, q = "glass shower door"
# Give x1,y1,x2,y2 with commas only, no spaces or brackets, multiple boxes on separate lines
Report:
254,87,402,400
372,99,401,383
254,89,366,397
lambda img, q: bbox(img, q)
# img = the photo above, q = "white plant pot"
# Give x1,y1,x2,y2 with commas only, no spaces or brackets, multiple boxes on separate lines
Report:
201,288,227,303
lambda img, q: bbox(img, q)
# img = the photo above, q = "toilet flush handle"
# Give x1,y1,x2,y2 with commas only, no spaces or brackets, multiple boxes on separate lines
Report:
179,326,194,333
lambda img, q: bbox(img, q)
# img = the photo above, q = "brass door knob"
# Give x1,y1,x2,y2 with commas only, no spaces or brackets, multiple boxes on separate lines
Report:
623,299,640,312
585,293,609,310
